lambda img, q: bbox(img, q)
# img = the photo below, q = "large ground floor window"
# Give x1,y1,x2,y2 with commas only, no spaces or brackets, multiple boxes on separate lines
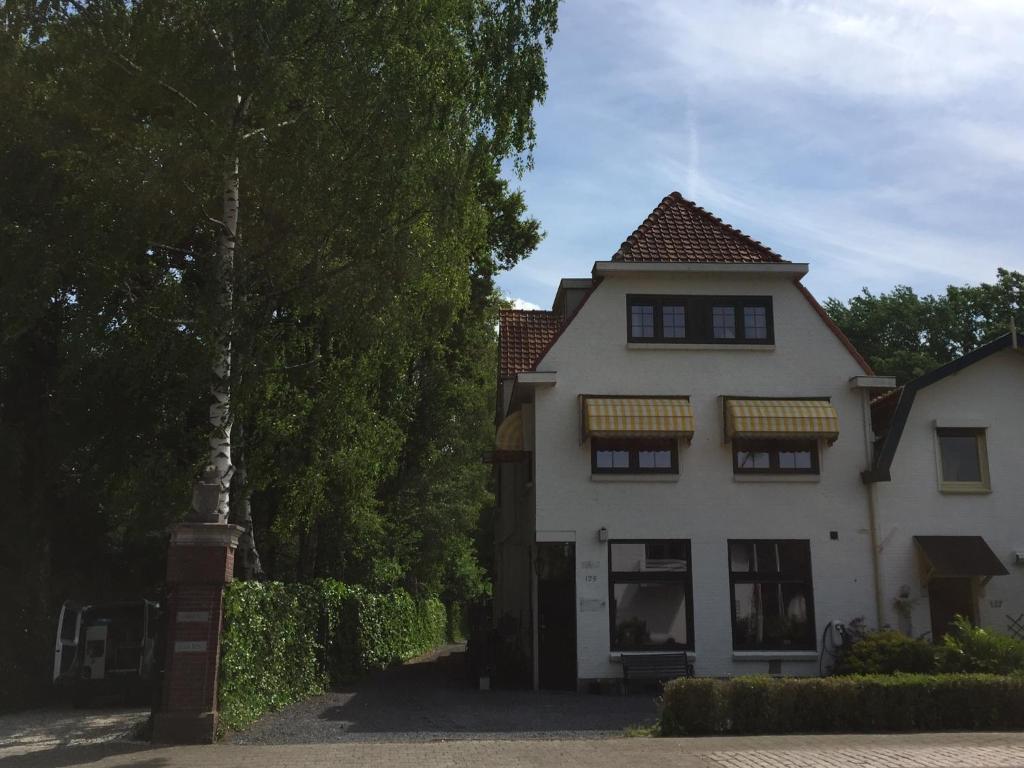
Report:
609,540,693,651
728,539,816,651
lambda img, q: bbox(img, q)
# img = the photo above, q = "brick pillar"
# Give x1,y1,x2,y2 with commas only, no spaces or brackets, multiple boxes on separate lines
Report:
152,522,243,744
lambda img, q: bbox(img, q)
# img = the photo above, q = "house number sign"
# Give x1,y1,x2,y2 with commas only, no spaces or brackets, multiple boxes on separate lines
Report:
177,611,210,623
174,640,208,653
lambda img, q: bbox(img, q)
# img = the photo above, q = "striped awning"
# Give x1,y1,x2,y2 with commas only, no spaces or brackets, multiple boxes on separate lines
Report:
583,397,695,438
495,410,524,451
726,399,839,443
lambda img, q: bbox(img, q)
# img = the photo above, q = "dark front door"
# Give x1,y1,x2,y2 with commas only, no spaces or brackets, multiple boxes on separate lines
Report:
537,542,576,690
928,577,976,641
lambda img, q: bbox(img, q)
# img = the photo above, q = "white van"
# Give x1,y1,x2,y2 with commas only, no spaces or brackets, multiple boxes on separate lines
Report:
53,600,160,706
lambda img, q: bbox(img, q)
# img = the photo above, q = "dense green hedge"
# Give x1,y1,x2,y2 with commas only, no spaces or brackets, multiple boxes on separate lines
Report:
219,582,327,732
334,586,447,676
659,674,1024,736
219,580,447,732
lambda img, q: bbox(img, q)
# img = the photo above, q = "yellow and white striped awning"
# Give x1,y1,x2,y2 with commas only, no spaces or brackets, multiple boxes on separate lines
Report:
726,399,839,443
583,397,695,438
495,410,524,451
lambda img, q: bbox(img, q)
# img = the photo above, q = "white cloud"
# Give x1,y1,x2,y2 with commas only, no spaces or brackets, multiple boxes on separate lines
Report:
497,1,1024,308
510,297,543,311
630,0,1024,102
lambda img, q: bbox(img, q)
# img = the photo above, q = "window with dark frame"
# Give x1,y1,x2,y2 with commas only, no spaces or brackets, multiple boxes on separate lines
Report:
936,428,987,485
631,303,655,339
733,439,819,475
592,437,678,474
627,295,773,344
728,540,815,651
609,540,694,651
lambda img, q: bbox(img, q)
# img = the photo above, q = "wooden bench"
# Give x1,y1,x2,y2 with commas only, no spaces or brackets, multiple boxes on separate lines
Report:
620,652,694,693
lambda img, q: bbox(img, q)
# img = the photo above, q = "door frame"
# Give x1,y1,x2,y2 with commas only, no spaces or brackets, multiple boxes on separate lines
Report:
927,576,978,641
532,541,577,691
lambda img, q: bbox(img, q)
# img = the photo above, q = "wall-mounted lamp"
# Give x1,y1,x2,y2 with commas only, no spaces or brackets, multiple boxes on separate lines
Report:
597,526,609,542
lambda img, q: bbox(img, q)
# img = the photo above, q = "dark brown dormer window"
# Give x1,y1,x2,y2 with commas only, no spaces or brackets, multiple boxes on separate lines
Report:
627,295,773,345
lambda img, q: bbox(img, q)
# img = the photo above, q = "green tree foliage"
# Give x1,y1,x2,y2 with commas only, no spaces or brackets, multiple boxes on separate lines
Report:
0,0,556,707
825,269,1023,383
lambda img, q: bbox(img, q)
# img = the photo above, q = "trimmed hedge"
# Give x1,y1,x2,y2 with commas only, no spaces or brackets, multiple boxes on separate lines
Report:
219,582,327,732
219,580,447,732
659,674,1024,736
334,586,447,676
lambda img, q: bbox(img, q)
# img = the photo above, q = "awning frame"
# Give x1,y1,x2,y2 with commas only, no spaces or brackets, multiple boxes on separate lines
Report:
913,535,1009,587
578,394,694,444
721,395,837,445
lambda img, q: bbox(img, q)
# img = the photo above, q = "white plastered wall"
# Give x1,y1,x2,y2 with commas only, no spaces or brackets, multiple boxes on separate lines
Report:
874,349,1024,640
528,270,878,680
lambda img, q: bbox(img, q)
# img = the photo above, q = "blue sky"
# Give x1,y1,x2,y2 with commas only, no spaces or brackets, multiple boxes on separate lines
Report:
497,0,1024,310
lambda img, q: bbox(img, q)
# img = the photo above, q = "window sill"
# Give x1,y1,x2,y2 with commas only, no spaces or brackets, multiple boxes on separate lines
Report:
733,474,820,483
609,651,696,663
627,342,775,351
732,651,818,661
938,483,991,495
591,474,680,483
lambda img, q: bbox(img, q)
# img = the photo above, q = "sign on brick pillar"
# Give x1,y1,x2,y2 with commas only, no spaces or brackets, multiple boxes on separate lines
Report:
152,522,243,744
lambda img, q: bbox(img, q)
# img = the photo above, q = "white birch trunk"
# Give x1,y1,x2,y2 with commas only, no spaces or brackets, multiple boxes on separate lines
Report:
209,158,239,520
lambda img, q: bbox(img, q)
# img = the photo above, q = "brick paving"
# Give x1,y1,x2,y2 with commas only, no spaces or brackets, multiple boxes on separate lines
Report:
5,732,1024,767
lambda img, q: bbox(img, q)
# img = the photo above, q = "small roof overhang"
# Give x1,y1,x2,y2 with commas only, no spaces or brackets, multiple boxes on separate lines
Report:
914,536,1009,585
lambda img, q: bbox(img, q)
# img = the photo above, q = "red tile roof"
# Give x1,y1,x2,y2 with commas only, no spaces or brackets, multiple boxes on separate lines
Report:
613,192,788,264
499,309,563,377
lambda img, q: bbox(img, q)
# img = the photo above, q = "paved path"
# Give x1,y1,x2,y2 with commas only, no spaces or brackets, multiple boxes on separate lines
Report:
5,732,1024,767
228,643,659,742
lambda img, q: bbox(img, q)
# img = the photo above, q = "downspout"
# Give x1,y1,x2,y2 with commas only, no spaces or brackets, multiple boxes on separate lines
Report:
860,390,886,631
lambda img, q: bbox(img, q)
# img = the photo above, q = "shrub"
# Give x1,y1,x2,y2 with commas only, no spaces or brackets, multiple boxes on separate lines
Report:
834,629,936,675
219,579,447,732
659,674,1024,736
333,586,446,676
219,581,327,732
939,616,1024,675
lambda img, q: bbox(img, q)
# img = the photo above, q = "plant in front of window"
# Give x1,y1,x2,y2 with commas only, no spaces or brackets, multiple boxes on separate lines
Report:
616,617,651,648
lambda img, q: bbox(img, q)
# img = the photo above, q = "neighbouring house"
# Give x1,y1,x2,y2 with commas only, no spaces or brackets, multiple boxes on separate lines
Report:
490,192,1023,691
864,333,1023,642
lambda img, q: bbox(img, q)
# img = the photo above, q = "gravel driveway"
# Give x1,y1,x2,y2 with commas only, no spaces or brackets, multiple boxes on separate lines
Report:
228,643,659,743
0,705,149,762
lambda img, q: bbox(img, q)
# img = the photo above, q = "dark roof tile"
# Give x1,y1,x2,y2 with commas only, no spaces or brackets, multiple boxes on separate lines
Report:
613,192,787,264
499,309,562,377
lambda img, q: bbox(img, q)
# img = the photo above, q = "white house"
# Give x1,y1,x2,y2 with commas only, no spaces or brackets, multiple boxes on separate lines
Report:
491,192,1023,691
864,334,1024,643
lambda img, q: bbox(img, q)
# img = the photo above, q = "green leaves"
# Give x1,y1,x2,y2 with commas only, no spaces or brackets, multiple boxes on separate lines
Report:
826,269,1024,383
2,0,557,708
219,580,448,732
